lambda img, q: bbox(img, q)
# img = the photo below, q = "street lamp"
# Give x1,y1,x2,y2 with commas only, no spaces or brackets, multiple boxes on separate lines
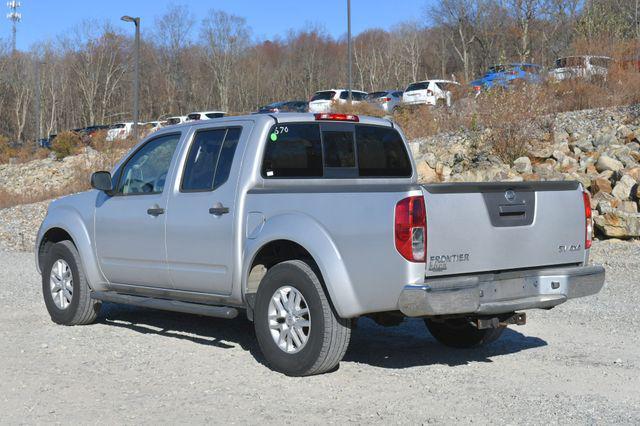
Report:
121,15,140,141
347,0,352,102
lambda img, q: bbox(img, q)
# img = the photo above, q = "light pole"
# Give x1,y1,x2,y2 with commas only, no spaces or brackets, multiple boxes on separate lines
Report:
121,15,140,141
347,0,352,103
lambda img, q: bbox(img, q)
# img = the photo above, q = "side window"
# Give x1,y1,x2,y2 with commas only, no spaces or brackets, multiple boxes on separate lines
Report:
181,127,241,192
356,125,412,177
116,133,180,195
262,124,323,178
213,127,241,189
181,129,226,191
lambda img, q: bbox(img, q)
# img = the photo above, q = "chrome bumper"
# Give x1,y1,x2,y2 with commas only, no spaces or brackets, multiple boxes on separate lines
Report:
398,265,605,317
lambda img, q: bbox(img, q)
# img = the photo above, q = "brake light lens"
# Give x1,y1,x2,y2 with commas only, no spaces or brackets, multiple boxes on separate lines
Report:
395,196,426,262
383,97,391,102
583,191,592,249
314,113,359,122
474,86,482,91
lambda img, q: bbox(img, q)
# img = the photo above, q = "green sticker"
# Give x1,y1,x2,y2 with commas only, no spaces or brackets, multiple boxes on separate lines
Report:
270,133,278,141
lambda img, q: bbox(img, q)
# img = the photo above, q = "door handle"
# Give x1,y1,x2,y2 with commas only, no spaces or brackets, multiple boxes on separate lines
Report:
209,202,230,216
147,206,165,217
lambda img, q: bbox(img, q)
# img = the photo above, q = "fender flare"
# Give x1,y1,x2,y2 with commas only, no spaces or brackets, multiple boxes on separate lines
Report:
36,206,108,291
242,212,364,318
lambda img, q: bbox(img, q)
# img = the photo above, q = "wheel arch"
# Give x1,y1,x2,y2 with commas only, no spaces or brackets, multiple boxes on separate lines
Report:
242,213,364,319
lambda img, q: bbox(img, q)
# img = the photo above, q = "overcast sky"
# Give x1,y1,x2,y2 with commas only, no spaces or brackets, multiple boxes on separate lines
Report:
2,0,434,50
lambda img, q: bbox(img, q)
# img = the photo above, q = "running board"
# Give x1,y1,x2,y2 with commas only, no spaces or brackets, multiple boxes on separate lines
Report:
91,291,239,319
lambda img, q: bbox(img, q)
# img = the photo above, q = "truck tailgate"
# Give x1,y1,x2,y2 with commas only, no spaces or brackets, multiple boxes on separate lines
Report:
423,181,587,277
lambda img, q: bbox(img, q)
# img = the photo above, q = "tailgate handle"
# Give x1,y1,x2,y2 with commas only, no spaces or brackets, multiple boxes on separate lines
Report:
499,204,526,217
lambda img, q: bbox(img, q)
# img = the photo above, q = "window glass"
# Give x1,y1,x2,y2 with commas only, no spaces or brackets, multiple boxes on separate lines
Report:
187,113,201,120
117,133,180,195
323,131,355,168
213,128,241,189
206,112,225,119
262,124,323,178
367,91,387,99
356,125,412,177
590,57,611,68
181,129,226,191
406,82,429,91
310,91,335,101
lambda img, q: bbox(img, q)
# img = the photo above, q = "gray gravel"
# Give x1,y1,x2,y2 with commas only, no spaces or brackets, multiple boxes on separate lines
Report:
1,240,639,424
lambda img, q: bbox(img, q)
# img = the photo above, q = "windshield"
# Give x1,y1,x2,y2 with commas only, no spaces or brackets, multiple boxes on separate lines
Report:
310,91,335,101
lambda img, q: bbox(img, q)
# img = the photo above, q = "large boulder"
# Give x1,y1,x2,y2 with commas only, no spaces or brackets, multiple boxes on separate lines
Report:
512,157,532,174
416,160,439,183
596,154,624,173
594,211,640,238
611,174,637,200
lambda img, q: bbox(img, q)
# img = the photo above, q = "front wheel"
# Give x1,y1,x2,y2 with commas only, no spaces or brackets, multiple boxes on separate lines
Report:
425,318,504,348
254,260,351,376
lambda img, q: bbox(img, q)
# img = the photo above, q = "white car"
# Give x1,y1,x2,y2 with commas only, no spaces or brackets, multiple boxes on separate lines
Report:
402,80,460,107
106,122,134,141
549,56,612,82
186,111,226,121
308,89,368,113
162,116,188,126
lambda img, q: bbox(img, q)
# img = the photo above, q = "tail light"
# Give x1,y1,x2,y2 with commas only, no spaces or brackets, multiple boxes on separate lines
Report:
583,191,592,249
314,113,359,122
383,97,391,102
395,196,426,262
474,86,482,91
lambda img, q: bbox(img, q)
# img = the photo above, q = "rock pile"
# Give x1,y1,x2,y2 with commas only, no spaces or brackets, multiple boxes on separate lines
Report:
410,105,640,239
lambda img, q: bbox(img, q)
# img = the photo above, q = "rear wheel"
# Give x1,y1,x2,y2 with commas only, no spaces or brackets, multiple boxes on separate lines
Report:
254,260,351,376
425,318,504,348
42,241,101,325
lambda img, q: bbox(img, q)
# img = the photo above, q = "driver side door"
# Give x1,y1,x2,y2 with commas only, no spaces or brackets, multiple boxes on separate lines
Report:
95,132,181,288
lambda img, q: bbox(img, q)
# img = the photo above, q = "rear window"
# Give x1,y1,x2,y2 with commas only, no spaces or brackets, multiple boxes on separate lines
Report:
356,126,412,177
206,112,225,119
310,91,335,101
590,57,611,68
405,82,429,92
261,124,323,177
367,91,387,99
110,124,125,129
262,123,412,178
339,91,367,100
187,113,201,120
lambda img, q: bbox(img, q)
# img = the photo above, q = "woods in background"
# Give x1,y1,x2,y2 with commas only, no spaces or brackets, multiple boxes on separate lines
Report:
0,0,639,144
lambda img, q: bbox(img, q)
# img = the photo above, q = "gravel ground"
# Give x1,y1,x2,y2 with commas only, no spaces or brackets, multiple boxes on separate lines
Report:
1,240,639,424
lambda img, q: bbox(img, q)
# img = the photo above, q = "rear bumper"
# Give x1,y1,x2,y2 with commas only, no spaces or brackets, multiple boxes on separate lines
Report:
398,265,605,317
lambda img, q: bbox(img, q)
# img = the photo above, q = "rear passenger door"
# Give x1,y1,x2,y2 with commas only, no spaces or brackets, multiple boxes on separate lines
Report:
164,123,251,295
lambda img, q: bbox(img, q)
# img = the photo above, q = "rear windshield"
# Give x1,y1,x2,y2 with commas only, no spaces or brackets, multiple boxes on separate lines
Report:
110,124,125,129
310,91,335,101
556,57,586,68
205,112,225,119
167,118,181,125
339,91,367,100
187,113,201,120
367,91,388,99
405,82,429,92
262,123,412,178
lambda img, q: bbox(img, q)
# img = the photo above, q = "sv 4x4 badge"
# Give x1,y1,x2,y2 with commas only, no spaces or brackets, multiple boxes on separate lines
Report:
428,253,470,272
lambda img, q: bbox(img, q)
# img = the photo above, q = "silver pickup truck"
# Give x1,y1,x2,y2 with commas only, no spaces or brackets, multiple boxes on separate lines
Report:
36,112,605,376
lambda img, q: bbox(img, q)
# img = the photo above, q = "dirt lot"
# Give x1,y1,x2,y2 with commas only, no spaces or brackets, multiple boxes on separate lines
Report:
1,240,639,424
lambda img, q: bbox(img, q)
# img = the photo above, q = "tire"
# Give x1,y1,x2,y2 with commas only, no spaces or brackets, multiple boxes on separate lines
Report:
254,260,351,376
425,318,504,348
42,240,101,325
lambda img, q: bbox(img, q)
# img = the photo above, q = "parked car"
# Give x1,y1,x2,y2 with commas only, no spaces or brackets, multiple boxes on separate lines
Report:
106,122,134,142
37,112,605,376
470,63,543,95
37,138,51,149
366,90,403,112
402,80,460,107
162,116,188,126
256,101,308,114
186,111,226,121
549,56,612,82
308,89,368,113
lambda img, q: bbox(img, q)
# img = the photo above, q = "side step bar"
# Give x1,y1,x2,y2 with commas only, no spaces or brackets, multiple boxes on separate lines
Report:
91,291,239,319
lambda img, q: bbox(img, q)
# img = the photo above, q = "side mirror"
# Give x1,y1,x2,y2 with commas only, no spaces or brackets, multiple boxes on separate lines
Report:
91,171,114,193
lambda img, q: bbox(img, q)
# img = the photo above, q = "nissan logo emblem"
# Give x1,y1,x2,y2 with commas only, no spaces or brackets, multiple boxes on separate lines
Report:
505,190,516,202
